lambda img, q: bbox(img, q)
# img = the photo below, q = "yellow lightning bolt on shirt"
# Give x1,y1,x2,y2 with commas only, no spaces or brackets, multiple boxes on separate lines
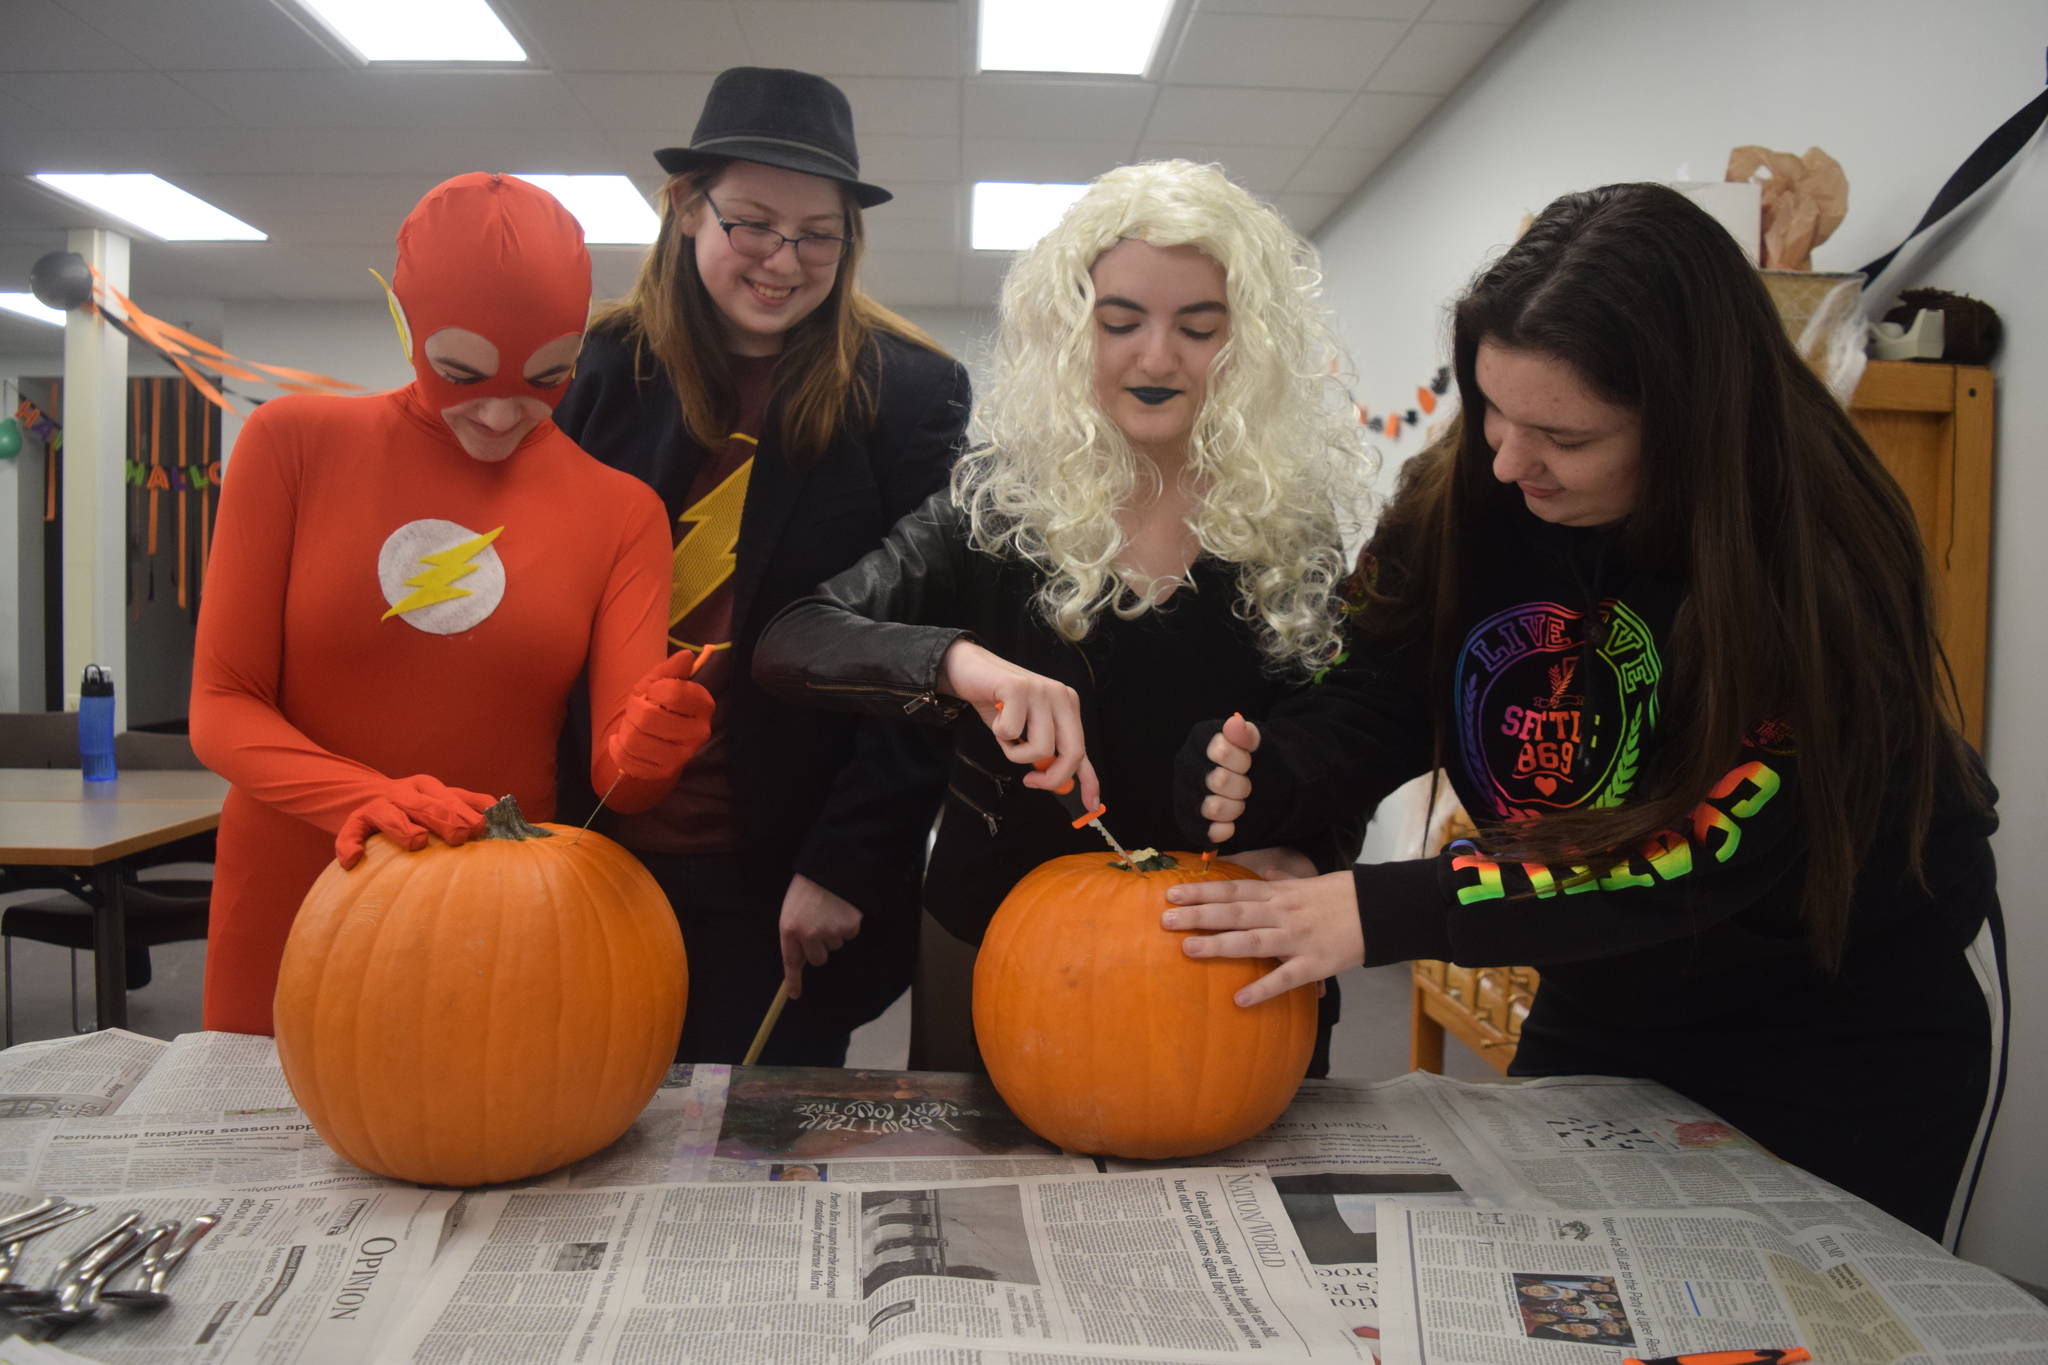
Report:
670,451,753,634
382,525,505,620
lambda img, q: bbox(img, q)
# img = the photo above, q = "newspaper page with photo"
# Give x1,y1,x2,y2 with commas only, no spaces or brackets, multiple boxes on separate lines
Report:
376,1169,1375,1365
1419,1074,1875,1220
0,1186,455,1363
0,1064,732,1199
708,1067,1094,1185
0,1030,168,1120
1374,1201,2048,1365
1100,1072,1513,1349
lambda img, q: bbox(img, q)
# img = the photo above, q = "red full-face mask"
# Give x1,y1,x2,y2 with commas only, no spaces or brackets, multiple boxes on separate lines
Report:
390,172,591,415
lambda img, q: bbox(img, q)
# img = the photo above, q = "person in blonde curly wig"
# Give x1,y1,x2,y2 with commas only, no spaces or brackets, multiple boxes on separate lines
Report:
962,158,1373,671
754,159,1376,1069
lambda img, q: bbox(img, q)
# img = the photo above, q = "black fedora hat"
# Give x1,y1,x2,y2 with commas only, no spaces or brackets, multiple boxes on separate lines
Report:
656,67,891,208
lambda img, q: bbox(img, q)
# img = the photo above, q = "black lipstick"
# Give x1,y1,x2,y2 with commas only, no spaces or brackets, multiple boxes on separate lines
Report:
1127,387,1180,405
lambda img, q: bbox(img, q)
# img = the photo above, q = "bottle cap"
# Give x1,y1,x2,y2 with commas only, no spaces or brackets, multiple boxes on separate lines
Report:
80,664,114,698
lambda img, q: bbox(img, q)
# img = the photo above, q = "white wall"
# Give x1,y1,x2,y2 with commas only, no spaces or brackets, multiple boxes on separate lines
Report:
1313,0,2046,1283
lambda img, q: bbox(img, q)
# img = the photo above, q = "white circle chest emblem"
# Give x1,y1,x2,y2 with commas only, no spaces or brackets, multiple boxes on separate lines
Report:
377,518,507,635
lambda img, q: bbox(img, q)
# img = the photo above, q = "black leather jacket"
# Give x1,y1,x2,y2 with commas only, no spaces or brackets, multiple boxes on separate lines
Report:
754,489,1345,943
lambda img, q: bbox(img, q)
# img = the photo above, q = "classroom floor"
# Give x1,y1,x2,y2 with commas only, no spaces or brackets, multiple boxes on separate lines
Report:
0,878,1500,1082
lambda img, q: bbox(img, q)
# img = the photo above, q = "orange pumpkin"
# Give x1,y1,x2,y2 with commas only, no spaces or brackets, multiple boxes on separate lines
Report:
972,851,1316,1158
274,796,686,1186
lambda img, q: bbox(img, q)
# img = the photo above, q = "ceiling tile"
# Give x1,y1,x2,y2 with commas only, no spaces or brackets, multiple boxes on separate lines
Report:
734,2,963,78
1364,19,1509,94
1322,90,1441,147
1269,192,1345,235
112,125,616,176
6,71,240,130
171,173,437,222
874,181,962,221
963,139,1133,183
1,0,149,71
1144,86,1349,145
1422,0,1536,22
495,0,750,72
53,0,338,70
1131,142,1309,196
1285,143,1392,195
589,245,645,301
172,69,591,131
835,77,961,138
862,213,957,253
1168,14,1407,91
963,79,1155,143
560,73,718,132
858,134,959,184
1201,0,1427,16
958,250,1013,306
860,250,962,308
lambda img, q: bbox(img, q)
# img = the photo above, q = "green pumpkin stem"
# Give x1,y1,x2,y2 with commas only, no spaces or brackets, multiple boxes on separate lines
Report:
1109,850,1177,873
480,794,554,841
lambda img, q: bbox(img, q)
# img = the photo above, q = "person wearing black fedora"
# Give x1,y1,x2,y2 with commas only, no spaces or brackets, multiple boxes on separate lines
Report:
553,66,970,1067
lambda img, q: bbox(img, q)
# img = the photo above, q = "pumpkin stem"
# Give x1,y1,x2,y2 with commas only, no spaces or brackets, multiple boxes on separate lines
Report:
479,794,554,842
1109,850,1177,873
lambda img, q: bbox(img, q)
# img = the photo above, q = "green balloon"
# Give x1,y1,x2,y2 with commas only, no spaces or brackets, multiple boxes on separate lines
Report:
0,417,22,460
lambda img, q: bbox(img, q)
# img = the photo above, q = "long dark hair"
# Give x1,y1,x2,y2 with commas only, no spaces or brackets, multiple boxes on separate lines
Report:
591,163,943,461
1366,182,1984,969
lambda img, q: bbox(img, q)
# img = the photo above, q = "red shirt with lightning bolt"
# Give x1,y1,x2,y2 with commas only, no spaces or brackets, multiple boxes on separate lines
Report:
189,173,676,1035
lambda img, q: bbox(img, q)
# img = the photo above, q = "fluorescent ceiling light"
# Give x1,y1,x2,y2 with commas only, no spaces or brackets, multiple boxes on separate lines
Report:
513,175,659,245
295,0,525,63
33,174,267,241
979,0,1174,75
972,182,1091,252
0,293,66,327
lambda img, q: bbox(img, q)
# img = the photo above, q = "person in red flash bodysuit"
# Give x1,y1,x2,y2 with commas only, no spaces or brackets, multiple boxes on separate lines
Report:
191,172,713,1035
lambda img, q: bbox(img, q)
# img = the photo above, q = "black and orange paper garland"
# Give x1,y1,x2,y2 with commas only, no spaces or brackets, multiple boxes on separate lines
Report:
1352,365,1451,439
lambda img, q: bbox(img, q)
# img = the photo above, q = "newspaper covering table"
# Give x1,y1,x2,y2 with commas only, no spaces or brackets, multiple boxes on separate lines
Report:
0,1031,2042,1363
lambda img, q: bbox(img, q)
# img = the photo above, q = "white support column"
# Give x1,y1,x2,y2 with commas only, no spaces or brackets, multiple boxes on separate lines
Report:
60,227,131,727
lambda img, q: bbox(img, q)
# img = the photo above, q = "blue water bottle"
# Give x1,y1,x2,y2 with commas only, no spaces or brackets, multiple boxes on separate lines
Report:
79,664,117,782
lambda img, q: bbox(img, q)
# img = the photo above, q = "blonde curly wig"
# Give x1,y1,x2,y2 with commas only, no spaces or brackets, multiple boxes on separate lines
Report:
955,159,1376,675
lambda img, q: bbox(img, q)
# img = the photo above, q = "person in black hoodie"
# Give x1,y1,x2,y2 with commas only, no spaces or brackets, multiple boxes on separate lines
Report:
1165,183,2003,1245
752,160,1375,1070
553,68,971,1066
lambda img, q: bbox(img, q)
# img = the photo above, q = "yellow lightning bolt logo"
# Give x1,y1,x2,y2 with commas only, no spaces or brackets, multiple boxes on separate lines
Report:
382,525,505,620
669,452,753,643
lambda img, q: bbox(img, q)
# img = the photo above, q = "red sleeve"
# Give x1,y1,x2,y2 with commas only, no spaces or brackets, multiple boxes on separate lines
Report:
582,482,679,814
188,405,404,832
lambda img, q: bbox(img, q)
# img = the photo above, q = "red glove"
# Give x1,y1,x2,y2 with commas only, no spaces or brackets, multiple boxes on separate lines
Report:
607,649,715,781
335,774,497,870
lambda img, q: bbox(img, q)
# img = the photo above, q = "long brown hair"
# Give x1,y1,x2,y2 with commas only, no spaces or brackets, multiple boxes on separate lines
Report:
591,163,944,461
1365,183,1986,969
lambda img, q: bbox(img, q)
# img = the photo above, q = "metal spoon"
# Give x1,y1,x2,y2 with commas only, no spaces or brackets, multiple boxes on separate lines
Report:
0,1204,99,1300
0,1209,140,1310
0,1199,62,1235
103,1212,218,1307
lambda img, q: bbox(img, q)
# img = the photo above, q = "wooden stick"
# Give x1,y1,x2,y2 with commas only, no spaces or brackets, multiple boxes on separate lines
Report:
741,982,790,1067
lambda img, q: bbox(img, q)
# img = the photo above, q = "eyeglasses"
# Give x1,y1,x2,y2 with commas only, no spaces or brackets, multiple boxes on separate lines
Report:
702,192,851,267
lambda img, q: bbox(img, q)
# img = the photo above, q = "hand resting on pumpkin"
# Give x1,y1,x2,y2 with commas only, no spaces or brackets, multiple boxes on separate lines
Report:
1161,870,1364,1008
609,647,717,780
938,639,1101,811
334,774,497,870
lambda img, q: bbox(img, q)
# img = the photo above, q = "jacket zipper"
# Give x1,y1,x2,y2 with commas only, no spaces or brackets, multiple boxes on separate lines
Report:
804,679,963,721
946,781,1001,836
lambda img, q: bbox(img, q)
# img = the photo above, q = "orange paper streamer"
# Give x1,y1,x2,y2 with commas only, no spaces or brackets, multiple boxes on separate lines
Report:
177,379,190,609
147,379,162,556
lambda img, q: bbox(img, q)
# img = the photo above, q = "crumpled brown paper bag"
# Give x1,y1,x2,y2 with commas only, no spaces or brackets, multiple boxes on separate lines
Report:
1726,145,1847,270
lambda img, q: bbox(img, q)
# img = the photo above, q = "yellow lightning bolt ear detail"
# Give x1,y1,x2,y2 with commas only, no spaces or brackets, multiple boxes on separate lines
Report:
670,454,753,638
383,525,505,621
369,267,412,362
